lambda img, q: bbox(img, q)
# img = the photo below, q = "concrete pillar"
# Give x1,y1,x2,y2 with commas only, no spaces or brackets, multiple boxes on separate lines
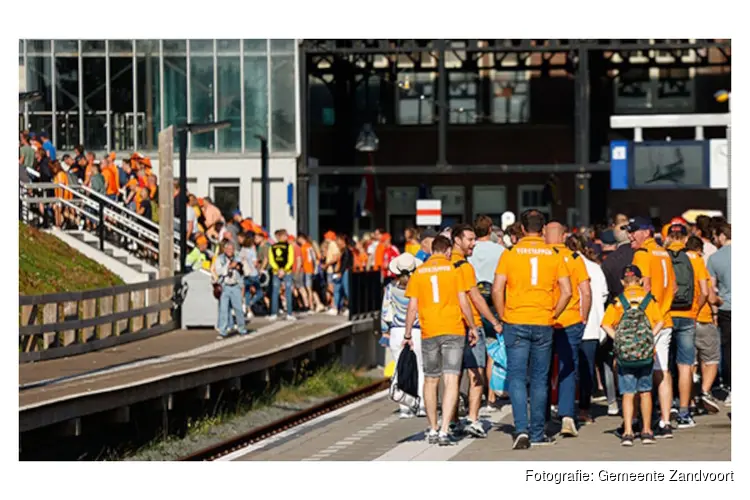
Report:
158,126,175,324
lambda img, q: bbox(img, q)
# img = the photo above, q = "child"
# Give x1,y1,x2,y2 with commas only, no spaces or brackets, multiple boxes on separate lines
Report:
601,265,664,447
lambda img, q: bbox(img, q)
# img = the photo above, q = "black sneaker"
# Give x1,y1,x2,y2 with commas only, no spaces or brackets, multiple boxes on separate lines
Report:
512,433,530,450
621,433,635,447
699,392,721,414
531,436,557,446
653,421,673,439
641,432,656,445
676,413,696,429
615,419,641,438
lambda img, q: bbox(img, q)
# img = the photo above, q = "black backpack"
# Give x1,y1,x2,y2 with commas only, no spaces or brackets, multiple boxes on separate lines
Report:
668,248,694,311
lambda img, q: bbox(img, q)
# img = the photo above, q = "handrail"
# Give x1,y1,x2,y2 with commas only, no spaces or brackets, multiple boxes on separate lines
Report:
78,184,160,231
19,274,184,305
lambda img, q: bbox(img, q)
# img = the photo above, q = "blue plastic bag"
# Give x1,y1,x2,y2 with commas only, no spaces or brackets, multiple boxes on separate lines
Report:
487,336,508,393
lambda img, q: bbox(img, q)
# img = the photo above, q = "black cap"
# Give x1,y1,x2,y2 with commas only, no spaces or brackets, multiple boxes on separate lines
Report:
626,216,653,232
419,228,437,241
622,264,643,280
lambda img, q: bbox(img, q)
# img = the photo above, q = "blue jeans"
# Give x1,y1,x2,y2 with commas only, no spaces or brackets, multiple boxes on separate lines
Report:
271,273,293,316
333,270,350,311
219,284,247,336
578,339,598,411
504,323,554,442
554,322,585,419
244,276,264,308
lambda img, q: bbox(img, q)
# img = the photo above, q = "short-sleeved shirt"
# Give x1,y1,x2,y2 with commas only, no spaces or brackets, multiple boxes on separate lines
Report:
301,242,316,274
405,254,468,339
495,235,569,326
667,243,709,320
631,238,675,328
451,251,482,328
20,145,35,170
551,244,590,328
43,141,56,161
602,284,664,330
707,245,731,311
468,240,505,284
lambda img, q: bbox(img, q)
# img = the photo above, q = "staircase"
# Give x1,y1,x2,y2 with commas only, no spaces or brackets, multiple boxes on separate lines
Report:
68,230,158,279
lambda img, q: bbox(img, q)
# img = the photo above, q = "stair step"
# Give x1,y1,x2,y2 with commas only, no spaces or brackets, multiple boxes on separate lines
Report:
104,249,115,257
114,256,129,265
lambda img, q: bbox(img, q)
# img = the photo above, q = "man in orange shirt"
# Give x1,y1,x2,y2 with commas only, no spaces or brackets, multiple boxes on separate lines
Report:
666,224,708,428
544,221,591,438
492,210,572,449
404,235,476,446
628,216,676,439
685,236,722,414
450,224,503,439
298,233,324,313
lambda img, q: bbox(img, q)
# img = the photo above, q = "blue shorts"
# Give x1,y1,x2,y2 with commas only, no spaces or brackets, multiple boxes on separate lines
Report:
672,317,696,366
463,326,487,369
618,363,654,394
304,273,314,288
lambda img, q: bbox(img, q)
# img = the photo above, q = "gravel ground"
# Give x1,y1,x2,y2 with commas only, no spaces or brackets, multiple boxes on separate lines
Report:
124,367,386,461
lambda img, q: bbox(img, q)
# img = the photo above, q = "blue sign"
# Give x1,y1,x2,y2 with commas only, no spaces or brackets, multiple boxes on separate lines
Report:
610,140,630,190
287,183,294,217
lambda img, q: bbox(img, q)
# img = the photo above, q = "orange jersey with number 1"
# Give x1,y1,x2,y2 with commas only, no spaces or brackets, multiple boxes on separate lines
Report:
631,238,675,328
495,236,569,326
405,254,468,339
451,252,482,328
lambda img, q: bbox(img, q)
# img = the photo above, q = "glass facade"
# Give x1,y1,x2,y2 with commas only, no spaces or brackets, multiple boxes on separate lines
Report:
19,39,298,155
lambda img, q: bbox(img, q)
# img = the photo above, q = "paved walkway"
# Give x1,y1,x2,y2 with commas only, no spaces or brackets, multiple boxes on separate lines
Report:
233,394,731,461
19,313,352,409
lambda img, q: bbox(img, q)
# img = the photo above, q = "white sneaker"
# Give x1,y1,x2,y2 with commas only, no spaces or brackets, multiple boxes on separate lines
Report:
399,409,414,419
267,315,278,322
560,416,579,438
246,310,254,320
242,303,248,315
417,407,427,418
724,392,731,407
608,402,620,416
326,308,339,316
286,315,297,321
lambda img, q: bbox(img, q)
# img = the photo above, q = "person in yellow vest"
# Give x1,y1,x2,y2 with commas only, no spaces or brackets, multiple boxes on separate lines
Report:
404,227,420,256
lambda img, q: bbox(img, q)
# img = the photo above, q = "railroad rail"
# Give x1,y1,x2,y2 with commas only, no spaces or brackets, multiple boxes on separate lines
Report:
179,378,390,461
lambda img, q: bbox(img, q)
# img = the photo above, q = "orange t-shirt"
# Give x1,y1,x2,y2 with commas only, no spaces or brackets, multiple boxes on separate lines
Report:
551,244,590,328
451,251,482,328
54,172,72,200
102,165,120,196
667,243,709,320
602,284,664,330
495,236,569,326
374,243,385,271
301,242,315,274
356,250,369,271
405,254,468,339
631,238,675,328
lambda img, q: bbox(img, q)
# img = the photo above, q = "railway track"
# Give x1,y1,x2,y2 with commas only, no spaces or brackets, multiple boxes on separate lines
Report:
179,378,390,461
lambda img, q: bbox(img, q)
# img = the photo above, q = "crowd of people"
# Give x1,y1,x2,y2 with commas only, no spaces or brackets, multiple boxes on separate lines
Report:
381,211,731,449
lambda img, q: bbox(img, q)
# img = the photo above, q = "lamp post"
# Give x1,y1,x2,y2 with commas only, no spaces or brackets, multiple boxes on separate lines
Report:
714,90,730,222
177,121,231,274
255,134,270,231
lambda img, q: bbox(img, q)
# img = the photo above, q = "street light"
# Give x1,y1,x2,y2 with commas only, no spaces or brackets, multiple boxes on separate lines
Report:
255,134,270,232
177,120,231,273
714,90,731,222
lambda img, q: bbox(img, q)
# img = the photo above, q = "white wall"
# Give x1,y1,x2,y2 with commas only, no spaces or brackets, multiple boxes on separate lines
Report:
149,157,298,235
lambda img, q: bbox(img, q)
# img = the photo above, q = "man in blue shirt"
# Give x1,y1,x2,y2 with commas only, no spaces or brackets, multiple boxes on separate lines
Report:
40,132,56,161
707,221,731,404
415,228,436,262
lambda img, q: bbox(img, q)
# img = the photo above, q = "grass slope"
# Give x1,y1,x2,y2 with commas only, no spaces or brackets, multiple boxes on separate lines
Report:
19,222,124,295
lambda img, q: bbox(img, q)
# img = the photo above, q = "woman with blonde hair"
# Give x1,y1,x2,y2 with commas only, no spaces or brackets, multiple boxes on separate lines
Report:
381,253,425,418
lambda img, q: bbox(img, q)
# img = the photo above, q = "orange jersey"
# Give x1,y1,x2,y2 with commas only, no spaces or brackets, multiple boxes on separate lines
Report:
551,244,590,328
301,242,316,274
374,243,385,270
405,254,468,339
451,251,482,328
102,166,120,195
602,284,664,330
53,172,72,200
495,236,569,326
631,238,675,328
667,243,709,320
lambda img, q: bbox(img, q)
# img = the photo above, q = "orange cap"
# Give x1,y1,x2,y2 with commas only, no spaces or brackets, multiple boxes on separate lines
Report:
288,234,295,241
324,231,336,241
109,152,116,161
380,233,391,242
141,157,152,168
198,198,205,207
196,235,208,247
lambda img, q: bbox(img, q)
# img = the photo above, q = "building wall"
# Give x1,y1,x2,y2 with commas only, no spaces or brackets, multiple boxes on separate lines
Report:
150,157,298,235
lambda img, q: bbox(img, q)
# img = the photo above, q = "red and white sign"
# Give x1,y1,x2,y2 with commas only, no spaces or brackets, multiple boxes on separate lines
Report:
416,199,442,227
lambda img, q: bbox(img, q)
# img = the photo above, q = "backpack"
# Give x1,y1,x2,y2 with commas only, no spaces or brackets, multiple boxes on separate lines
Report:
389,344,421,413
613,292,655,368
668,248,694,310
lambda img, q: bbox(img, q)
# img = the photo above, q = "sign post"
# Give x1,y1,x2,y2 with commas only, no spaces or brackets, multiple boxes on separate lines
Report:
416,199,442,227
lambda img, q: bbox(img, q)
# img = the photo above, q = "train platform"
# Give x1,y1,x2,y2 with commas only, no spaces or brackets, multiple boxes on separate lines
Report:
226,392,731,461
19,312,377,433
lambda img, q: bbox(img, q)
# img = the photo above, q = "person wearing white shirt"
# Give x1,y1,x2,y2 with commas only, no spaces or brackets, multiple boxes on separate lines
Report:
566,234,611,422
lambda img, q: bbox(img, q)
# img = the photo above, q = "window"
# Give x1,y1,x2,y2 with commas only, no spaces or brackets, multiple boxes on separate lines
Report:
216,40,242,152
472,186,507,223
82,56,107,150
518,185,550,221
109,42,135,151
492,71,530,124
163,43,188,145
449,72,478,124
54,54,80,150
136,40,161,151
397,72,434,125
270,51,296,152
244,41,268,151
25,55,53,136
189,40,215,151
210,180,240,221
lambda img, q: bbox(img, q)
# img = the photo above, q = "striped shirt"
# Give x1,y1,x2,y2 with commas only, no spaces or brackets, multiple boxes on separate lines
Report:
380,282,420,333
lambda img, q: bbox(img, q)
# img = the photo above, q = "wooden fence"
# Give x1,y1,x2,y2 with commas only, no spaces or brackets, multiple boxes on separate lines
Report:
19,275,186,363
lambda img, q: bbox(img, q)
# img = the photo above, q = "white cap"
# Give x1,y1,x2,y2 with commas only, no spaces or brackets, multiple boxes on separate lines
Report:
388,253,423,277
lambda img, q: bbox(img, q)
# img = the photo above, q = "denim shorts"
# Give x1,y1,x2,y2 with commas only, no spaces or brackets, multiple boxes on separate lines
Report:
672,317,697,366
422,334,465,378
304,273,314,288
618,363,654,394
463,326,487,369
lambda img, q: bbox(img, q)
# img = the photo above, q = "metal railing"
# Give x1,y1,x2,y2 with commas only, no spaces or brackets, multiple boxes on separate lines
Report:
19,275,187,363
